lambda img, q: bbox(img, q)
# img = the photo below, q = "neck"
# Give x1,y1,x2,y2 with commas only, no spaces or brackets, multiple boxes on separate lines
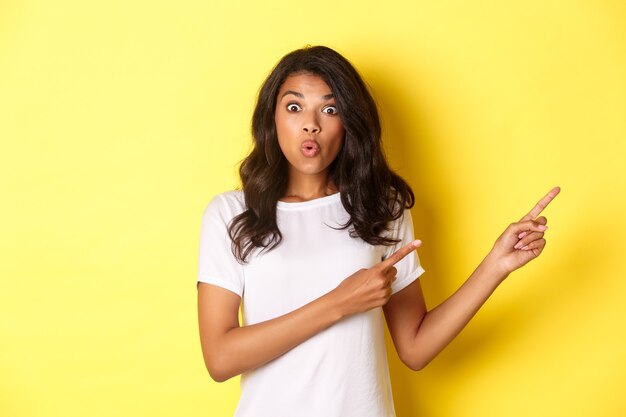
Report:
281,170,338,202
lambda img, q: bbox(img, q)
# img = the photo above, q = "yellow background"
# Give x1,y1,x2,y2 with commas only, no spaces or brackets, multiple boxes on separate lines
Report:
1,0,625,416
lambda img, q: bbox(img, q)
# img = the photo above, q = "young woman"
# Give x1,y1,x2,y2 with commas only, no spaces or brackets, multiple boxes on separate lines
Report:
197,45,559,417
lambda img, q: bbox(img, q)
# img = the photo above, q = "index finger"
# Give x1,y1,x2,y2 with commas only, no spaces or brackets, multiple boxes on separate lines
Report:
519,186,561,221
379,239,421,270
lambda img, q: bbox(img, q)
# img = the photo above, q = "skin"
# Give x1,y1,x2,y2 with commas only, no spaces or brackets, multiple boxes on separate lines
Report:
197,73,561,381
274,72,344,201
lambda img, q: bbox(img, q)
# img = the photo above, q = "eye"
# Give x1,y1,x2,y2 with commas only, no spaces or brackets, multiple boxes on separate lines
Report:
322,105,338,115
287,103,302,112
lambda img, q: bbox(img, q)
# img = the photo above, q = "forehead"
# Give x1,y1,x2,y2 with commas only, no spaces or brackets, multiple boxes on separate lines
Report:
278,73,332,96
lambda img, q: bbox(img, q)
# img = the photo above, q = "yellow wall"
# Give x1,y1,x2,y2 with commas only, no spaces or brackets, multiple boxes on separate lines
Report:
1,1,624,416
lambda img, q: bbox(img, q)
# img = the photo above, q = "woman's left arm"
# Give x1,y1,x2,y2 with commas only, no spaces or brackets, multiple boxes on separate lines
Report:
383,186,560,371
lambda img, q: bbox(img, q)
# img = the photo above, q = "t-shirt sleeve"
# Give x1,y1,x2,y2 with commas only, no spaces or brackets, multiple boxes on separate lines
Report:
382,209,426,295
197,195,245,297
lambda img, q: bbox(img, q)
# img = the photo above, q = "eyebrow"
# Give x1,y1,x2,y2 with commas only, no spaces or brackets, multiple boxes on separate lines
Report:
281,90,334,100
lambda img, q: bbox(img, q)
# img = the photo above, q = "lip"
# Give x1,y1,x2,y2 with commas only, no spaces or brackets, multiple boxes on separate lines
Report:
300,139,320,158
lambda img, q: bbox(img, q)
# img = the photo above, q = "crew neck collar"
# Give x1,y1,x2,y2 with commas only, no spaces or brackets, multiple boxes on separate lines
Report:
276,192,341,210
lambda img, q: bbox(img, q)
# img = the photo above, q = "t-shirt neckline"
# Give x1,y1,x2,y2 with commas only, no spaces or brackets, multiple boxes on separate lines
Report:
276,192,341,210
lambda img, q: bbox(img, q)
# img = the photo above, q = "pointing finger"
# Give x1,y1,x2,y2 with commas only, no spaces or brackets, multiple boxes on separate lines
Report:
519,186,561,222
379,240,421,271
508,220,549,236
386,266,398,280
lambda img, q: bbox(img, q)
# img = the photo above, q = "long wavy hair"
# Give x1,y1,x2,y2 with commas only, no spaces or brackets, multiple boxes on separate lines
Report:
228,45,415,263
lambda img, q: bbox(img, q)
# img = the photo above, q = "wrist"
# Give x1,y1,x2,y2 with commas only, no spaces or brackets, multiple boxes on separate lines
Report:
481,252,510,284
321,288,349,323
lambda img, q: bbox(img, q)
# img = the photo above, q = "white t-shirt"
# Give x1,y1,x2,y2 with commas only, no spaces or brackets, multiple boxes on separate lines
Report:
197,190,425,417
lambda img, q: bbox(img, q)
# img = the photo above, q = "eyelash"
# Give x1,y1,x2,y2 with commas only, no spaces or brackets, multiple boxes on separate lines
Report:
323,106,338,115
286,103,338,115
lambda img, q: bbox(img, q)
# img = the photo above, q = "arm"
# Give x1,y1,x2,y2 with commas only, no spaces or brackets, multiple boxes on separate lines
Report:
198,283,342,382
383,254,507,370
197,241,418,382
384,186,560,370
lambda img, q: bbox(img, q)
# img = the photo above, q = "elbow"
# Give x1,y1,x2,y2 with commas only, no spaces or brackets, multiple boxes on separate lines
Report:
405,360,428,372
208,371,231,383
402,359,427,372
204,353,236,383
399,351,431,372
207,366,230,383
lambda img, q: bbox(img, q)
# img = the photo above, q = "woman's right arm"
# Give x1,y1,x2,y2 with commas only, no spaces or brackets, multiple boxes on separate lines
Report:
198,282,341,382
197,240,419,382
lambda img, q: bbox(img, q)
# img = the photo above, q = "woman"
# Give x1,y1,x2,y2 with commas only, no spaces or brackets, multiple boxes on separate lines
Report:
197,45,559,417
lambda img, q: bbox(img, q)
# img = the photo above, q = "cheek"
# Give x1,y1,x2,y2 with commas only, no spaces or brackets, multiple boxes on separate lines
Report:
275,113,299,139
327,122,345,150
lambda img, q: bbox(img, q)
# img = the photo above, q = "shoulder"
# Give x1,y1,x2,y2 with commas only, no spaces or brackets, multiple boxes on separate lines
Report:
208,190,245,209
202,190,247,223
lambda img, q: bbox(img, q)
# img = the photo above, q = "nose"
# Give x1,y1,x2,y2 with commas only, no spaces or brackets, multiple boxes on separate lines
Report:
302,112,320,134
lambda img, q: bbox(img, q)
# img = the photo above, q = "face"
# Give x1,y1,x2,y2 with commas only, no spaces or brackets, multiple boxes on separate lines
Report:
274,72,345,182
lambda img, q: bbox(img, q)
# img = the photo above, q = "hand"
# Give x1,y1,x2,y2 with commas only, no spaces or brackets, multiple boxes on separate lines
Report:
333,239,422,317
487,186,561,276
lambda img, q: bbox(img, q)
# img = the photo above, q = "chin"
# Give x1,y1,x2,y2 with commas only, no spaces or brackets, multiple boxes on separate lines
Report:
290,162,331,176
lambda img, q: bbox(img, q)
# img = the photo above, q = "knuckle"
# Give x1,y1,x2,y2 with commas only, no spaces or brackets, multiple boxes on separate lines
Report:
376,276,387,288
525,231,542,242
